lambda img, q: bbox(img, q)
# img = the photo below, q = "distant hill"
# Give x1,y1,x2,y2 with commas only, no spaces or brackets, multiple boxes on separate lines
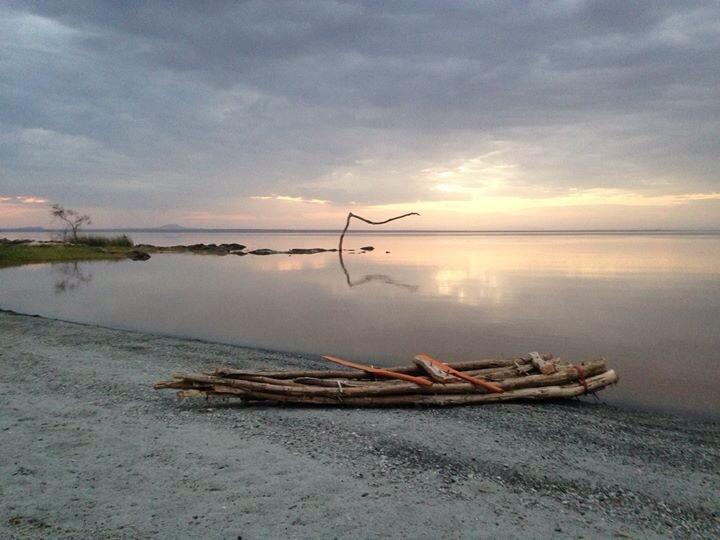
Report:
158,224,186,230
0,226,46,232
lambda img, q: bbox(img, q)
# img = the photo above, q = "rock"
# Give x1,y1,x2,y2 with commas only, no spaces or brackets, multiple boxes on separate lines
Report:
360,246,374,251
0,238,32,245
287,248,331,254
220,243,246,251
248,249,280,256
126,250,151,261
186,243,235,254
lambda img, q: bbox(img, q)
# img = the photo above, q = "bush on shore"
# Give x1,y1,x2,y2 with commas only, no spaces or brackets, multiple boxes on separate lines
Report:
74,234,134,247
0,244,127,267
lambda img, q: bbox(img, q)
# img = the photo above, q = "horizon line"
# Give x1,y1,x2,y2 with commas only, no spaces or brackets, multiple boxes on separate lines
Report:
3,226,720,234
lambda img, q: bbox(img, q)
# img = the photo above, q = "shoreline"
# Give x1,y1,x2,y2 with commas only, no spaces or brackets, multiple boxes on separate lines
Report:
2,308,715,422
1,310,718,538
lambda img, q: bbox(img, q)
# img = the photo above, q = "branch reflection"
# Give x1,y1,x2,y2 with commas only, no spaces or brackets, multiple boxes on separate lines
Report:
337,249,418,291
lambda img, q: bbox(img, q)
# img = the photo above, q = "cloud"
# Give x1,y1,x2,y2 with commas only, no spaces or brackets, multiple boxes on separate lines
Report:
1,1,719,227
0,195,48,204
251,195,329,205
0,194,51,226
16,196,48,204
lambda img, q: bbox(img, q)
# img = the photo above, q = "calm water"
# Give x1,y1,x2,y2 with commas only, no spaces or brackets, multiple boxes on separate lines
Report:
2,232,719,418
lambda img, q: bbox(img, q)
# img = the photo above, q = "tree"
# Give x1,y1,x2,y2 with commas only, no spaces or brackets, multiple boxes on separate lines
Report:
51,204,92,242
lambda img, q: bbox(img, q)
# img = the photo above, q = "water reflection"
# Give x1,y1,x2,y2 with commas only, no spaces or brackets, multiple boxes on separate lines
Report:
53,262,93,294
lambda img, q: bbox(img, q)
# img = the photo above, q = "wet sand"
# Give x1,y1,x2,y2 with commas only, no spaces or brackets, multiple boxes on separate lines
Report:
1,310,718,539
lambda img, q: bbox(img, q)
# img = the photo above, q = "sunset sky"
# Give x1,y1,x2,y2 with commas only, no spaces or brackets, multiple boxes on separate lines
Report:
1,1,719,229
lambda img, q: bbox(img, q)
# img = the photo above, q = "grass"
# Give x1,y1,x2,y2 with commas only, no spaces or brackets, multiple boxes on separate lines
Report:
0,244,129,268
73,234,134,247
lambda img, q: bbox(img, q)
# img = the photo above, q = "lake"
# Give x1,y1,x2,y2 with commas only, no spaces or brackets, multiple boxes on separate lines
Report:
2,231,719,418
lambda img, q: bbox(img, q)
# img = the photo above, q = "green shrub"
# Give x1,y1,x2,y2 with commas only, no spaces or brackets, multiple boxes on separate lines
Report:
74,234,134,247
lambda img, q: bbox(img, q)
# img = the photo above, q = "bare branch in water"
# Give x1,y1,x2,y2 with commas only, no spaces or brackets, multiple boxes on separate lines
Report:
338,211,419,252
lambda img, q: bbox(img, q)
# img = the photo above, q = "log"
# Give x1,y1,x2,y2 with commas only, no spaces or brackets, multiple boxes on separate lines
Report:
213,367,373,380
213,384,248,396
421,354,554,372
243,375,305,386
173,372,440,397
463,362,535,380
498,360,605,391
212,354,551,379
293,377,371,388
196,370,619,406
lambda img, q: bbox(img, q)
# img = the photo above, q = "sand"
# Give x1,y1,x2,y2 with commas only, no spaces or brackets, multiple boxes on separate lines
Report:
1,310,718,539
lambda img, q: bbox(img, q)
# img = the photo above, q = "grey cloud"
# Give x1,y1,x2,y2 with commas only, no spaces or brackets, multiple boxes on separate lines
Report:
1,1,719,214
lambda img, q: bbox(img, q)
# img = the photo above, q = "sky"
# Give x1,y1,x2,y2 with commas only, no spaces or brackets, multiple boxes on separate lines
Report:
1,1,719,230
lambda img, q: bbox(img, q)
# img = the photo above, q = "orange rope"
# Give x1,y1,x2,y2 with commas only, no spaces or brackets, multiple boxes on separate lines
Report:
573,365,589,394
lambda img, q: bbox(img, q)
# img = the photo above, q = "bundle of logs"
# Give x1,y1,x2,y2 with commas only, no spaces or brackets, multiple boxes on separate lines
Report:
154,352,619,407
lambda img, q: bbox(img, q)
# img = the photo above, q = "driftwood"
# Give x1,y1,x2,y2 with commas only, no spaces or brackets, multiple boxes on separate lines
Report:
212,354,551,379
338,211,420,253
530,351,557,375
155,352,618,408
171,359,607,399
161,369,618,406
154,359,600,393
413,356,455,383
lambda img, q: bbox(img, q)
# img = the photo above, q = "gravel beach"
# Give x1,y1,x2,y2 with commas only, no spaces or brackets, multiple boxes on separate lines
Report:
1,310,718,539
